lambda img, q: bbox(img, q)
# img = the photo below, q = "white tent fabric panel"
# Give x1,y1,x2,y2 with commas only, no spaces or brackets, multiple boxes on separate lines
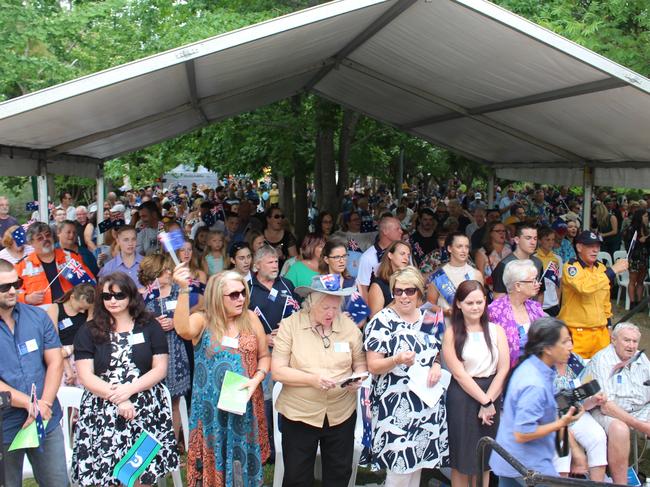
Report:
0,0,649,188
487,86,650,162
316,64,450,125
495,167,584,188
349,0,610,109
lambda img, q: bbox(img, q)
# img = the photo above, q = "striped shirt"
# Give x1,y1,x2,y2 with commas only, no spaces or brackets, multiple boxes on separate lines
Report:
585,344,650,413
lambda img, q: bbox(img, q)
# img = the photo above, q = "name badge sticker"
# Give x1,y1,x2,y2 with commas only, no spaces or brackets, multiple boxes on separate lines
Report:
58,318,73,331
164,300,177,312
129,333,145,345
268,288,278,302
18,338,39,355
221,336,239,349
617,374,623,385
334,342,350,353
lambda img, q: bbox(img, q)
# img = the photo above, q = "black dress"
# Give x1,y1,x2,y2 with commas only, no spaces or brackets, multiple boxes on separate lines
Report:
55,302,87,346
369,276,392,308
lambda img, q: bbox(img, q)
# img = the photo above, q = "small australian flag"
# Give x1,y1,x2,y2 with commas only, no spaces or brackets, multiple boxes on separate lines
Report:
346,291,370,324
25,201,39,212
12,226,26,246
30,384,46,451
62,259,95,286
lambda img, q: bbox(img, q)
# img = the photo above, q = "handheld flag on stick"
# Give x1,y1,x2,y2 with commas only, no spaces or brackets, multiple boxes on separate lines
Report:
627,231,638,260
346,291,370,324
62,258,95,286
254,306,272,333
30,384,46,451
44,260,71,291
143,279,160,304
319,274,340,291
541,261,560,287
158,230,185,266
113,431,162,487
25,201,39,212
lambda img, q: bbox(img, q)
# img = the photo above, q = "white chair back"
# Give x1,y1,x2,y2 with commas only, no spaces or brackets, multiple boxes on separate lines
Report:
597,251,612,267
613,250,627,262
57,386,83,456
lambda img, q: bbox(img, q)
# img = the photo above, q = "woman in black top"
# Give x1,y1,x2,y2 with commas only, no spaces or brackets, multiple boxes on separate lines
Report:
71,271,178,487
46,283,94,385
368,241,412,317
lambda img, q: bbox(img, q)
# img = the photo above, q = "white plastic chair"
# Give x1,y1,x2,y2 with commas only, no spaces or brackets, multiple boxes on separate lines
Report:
613,251,631,310
598,251,613,268
272,381,364,487
179,395,190,451
157,384,183,487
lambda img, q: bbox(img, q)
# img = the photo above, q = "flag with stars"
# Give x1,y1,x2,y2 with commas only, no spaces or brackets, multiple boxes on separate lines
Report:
143,280,160,304
253,306,272,333
211,204,225,222
158,230,185,254
282,295,301,318
30,384,46,451
346,291,370,324
62,259,95,286
12,226,26,246
542,261,560,287
347,239,361,252
25,201,39,212
421,308,445,343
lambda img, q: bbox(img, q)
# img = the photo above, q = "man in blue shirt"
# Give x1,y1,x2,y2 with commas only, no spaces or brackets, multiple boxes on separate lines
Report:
0,258,68,486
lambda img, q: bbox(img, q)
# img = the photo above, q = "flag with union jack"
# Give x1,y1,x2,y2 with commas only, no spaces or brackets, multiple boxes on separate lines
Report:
143,280,160,304
62,258,95,286
347,239,361,252
319,274,340,291
542,260,561,287
253,306,272,333
282,295,301,318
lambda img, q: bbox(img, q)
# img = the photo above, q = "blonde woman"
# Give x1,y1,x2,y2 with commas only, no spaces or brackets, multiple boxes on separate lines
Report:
172,267,270,487
592,201,619,255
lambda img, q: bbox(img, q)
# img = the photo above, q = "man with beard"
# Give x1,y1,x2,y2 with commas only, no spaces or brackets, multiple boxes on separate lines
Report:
16,222,94,306
0,258,68,486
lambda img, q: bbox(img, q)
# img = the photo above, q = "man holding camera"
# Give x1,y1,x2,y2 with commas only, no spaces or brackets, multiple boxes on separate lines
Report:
0,258,68,486
585,323,650,484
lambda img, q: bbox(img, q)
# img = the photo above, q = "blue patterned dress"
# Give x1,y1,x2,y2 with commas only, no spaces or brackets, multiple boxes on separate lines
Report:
144,284,190,399
186,328,269,487
363,307,449,473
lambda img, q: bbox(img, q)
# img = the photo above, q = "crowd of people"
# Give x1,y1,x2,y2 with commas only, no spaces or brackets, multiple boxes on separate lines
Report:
1,179,650,487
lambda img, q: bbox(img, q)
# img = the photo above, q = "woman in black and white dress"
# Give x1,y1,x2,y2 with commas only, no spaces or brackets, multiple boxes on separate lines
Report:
72,271,178,486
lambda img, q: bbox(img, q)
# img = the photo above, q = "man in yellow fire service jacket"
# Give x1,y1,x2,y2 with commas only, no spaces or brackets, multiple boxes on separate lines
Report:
558,231,628,359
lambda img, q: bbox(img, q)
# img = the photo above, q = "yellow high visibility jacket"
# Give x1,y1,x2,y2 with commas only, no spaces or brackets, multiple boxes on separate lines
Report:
558,258,614,329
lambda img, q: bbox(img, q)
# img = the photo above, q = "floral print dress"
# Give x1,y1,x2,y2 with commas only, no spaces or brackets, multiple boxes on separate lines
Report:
363,307,449,474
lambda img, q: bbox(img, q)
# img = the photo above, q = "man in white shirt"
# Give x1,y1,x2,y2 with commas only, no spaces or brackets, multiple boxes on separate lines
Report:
586,323,650,484
356,216,402,300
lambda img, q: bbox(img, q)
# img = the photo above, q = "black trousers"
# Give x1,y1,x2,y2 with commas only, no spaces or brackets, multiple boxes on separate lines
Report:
280,412,356,487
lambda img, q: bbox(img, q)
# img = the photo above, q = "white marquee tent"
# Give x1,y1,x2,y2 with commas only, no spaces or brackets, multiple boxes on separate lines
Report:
1,0,649,226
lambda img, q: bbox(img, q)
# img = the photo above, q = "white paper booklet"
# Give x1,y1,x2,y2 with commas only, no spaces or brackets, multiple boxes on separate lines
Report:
407,363,451,408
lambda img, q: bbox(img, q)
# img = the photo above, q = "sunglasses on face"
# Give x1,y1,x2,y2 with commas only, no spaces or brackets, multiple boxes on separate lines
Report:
0,279,23,293
101,291,128,301
225,290,246,301
393,287,418,297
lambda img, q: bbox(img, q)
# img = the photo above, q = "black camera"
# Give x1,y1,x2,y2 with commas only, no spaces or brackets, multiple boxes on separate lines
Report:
555,379,600,416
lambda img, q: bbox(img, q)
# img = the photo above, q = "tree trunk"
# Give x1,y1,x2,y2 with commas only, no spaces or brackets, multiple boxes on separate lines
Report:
279,174,293,223
291,95,309,241
314,98,338,214
336,109,360,213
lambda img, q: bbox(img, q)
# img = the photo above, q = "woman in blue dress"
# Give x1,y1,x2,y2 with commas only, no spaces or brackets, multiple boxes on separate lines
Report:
172,266,270,487
138,254,190,444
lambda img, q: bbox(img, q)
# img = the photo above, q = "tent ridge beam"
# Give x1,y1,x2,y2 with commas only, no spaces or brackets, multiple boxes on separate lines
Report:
404,78,627,129
303,0,417,91
341,59,585,164
185,60,209,123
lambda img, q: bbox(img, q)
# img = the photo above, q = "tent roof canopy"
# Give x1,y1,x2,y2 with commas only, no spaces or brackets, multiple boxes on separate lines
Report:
1,0,650,186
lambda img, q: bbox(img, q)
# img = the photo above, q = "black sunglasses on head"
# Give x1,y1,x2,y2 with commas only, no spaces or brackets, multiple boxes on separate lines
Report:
0,279,23,293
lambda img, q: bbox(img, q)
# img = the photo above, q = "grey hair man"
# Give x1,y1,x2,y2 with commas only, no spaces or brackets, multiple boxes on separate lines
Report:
585,322,650,484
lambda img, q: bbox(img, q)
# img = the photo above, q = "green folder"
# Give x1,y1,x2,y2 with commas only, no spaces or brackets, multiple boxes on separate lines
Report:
9,420,49,451
217,371,250,415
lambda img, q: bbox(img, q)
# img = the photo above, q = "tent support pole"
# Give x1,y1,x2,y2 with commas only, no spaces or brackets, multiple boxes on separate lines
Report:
36,160,49,223
487,172,496,208
96,164,105,245
582,166,593,230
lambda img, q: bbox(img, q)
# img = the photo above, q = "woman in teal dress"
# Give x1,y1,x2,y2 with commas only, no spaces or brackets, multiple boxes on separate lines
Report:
172,266,270,487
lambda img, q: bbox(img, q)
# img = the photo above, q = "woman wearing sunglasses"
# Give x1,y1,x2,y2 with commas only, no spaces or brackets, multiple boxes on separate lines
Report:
443,280,510,487
272,274,366,487
368,240,412,317
263,207,297,270
172,266,270,487
364,266,448,487
71,271,178,486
